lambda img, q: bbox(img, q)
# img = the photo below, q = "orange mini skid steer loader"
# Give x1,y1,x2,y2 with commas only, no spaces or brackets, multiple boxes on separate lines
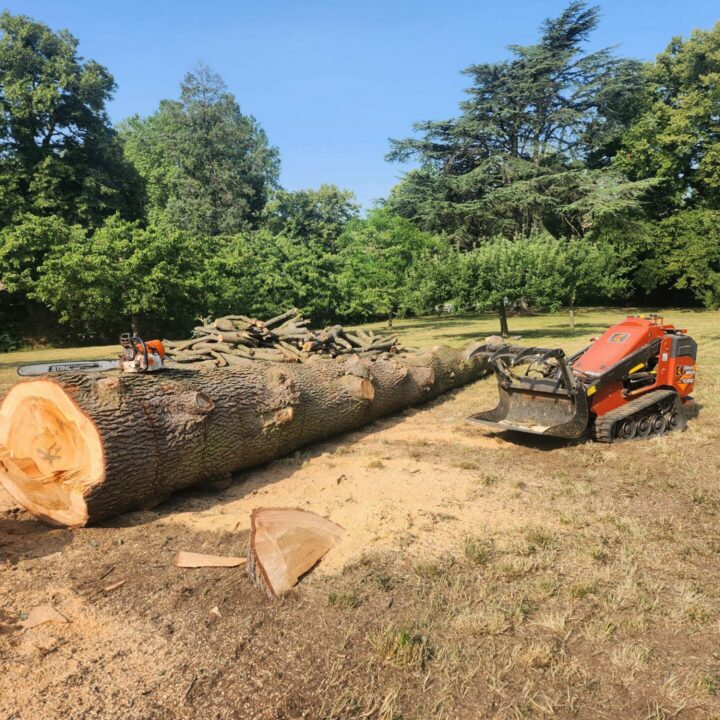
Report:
469,315,697,442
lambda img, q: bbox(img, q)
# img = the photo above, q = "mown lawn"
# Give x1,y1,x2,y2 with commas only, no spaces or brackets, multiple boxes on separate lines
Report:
0,343,117,392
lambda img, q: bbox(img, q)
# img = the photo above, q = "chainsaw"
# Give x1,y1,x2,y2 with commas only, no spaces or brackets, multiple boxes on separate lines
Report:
17,335,168,377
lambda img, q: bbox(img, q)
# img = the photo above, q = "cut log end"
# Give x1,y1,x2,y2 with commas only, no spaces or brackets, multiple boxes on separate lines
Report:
247,508,345,598
0,380,102,527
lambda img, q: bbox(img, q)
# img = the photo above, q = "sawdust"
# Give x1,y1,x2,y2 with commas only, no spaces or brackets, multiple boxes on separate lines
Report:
3,311,719,719
3,586,179,716
151,388,534,574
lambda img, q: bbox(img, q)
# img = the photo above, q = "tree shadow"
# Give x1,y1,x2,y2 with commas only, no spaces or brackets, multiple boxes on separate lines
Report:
388,315,496,332
414,322,604,346
511,323,606,340
0,514,73,562
110,386,475,528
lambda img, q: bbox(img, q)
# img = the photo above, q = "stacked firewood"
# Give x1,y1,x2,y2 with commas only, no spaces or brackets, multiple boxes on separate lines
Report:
163,309,411,367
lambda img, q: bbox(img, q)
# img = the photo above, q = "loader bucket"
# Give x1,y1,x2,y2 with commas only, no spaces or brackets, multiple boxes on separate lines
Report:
470,380,589,439
466,343,590,440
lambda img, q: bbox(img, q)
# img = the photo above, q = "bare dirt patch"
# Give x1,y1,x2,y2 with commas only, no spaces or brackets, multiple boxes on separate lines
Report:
158,392,525,575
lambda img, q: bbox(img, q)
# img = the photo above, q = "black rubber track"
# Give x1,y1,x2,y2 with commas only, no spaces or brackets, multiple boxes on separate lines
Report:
592,388,679,443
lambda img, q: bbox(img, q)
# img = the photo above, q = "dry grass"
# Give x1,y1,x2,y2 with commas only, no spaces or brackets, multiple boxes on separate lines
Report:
368,626,434,670
311,307,720,718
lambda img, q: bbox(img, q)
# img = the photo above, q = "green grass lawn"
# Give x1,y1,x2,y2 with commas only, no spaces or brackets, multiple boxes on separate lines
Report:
0,343,118,392
362,306,719,353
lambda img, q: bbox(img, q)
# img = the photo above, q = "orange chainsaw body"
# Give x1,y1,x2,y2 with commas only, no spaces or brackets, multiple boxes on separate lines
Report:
120,336,166,373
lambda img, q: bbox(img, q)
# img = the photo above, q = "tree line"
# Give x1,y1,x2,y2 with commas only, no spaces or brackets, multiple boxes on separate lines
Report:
0,4,718,347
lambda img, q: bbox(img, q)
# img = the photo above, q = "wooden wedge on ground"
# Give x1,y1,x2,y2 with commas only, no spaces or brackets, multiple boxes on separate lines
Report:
174,551,246,568
247,508,345,598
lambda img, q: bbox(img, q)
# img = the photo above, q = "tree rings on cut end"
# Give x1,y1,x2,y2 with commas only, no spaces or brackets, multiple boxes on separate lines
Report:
0,381,103,527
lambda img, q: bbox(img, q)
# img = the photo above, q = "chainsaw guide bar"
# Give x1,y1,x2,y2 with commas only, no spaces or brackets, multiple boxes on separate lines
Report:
17,360,120,377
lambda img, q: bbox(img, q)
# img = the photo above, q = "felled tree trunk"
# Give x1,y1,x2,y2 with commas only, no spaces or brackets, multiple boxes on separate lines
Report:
0,345,488,527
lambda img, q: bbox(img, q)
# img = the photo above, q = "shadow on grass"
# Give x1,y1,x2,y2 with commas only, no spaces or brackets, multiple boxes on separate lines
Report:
481,401,703,450
391,307,707,337
0,515,73,562
506,323,605,340
112,385,475,528
478,429,587,451
686,401,702,420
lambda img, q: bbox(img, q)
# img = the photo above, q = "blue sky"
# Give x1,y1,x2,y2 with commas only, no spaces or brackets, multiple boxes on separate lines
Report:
7,0,720,209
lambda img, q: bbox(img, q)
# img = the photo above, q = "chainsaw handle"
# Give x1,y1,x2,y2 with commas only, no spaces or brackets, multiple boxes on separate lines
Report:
132,336,149,369
120,333,149,369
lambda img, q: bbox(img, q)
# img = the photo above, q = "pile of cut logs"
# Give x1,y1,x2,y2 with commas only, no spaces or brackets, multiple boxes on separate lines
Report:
163,309,411,367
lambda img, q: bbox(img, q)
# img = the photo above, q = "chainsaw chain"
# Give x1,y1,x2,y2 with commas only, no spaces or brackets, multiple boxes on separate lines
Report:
592,388,678,443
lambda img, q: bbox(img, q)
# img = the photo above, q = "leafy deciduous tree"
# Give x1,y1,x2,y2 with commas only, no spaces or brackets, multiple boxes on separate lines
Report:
336,210,443,326
635,210,720,309
32,217,208,338
457,234,628,334
0,12,143,227
615,23,720,213
263,185,359,252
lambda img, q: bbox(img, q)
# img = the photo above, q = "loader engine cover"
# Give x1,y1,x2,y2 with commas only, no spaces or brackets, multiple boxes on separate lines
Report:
573,317,668,376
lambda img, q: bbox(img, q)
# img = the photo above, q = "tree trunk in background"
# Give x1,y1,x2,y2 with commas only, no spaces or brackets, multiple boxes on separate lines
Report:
130,314,140,336
498,304,510,338
0,345,490,527
569,290,576,330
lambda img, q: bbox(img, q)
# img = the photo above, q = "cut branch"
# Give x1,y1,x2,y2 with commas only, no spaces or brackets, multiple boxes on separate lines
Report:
164,309,412,367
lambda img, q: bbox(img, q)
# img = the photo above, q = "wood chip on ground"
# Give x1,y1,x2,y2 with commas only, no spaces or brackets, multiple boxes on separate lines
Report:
20,606,69,630
247,507,345,598
174,551,246,568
